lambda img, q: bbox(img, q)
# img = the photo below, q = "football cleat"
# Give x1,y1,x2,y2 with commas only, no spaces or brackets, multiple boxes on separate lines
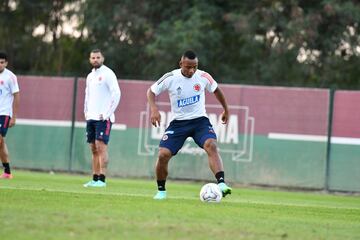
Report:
92,180,106,187
218,182,232,197
83,180,97,187
153,190,167,200
0,173,13,179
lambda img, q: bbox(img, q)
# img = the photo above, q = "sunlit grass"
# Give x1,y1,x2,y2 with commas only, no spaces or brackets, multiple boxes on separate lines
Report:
0,170,359,240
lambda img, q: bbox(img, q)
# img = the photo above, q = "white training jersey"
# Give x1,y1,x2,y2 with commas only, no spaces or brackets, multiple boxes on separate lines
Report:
151,68,218,121
0,68,19,117
84,65,121,122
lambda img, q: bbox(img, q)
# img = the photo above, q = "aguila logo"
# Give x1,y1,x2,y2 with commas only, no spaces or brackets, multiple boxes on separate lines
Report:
193,84,201,92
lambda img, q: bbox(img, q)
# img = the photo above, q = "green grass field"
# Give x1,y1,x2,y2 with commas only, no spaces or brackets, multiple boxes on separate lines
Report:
0,170,359,240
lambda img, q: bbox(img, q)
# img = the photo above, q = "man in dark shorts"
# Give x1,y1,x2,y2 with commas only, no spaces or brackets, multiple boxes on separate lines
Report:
0,52,20,179
83,49,121,187
147,50,232,199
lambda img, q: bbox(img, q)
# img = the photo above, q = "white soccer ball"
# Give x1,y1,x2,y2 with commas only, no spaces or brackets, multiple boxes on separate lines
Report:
199,183,222,203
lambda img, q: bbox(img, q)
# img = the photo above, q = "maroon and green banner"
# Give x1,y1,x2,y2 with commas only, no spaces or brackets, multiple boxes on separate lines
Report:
6,76,360,192
329,91,360,192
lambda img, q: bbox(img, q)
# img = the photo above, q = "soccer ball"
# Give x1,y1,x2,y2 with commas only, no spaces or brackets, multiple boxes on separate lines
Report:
199,183,222,203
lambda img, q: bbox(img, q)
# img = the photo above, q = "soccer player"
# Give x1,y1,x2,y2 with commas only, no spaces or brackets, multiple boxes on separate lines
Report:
0,52,19,179
147,50,232,200
83,49,121,187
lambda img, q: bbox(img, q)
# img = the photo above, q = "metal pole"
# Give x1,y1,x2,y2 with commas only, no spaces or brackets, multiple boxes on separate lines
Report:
325,88,335,191
69,76,78,172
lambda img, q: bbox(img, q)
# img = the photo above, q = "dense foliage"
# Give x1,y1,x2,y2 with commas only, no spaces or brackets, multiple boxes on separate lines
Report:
1,0,360,89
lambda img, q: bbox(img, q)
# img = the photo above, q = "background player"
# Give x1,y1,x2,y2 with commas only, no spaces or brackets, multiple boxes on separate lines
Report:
0,52,20,179
83,49,121,187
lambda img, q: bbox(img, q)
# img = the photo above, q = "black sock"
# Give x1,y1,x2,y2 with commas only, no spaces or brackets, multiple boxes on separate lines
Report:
215,171,225,183
92,174,99,181
157,180,166,191
2,163,11,174
99,174,106,183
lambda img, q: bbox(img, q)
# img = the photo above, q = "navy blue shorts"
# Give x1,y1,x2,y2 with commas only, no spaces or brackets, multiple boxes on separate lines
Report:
86,120,112,145
159,116,217,155
0,115,11,137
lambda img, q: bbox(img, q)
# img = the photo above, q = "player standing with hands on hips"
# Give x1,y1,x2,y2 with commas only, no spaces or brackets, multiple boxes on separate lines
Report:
83,49,121,187
147,50,232,200
0,52,19,179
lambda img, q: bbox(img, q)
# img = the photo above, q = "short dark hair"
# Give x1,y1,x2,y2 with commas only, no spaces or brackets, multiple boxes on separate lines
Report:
91,49,102,54
90,49,104,57
182,50,197,60
0,52,8,61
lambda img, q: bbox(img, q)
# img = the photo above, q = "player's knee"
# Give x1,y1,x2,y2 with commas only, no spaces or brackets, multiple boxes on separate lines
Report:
204,139,218,153
158,149,172,162
0,137,4,147
90,144,98,154
97,142,107,153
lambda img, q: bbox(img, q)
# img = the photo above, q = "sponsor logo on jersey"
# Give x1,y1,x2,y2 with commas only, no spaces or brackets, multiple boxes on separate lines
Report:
177,95,200,107
193,84,201,92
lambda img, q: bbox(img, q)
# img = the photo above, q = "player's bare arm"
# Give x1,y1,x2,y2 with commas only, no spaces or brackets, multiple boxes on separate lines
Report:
9,92,20,128
213,87,229,124
146,88,161,127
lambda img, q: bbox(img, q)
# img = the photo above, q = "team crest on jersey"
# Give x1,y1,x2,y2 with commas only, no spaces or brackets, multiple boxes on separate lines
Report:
193,84,201,92
177,95,200,107
162,134,168,141
0,80,3,85
98,76,102,81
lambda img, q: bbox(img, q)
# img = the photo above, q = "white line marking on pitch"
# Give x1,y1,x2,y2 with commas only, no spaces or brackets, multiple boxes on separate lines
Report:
268,133,360,145
1,186,359,210
17,118,127,130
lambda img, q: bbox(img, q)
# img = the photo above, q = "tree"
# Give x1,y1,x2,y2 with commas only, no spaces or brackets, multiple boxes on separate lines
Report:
0,0,87,75
221,0,360,88
1,0,360,89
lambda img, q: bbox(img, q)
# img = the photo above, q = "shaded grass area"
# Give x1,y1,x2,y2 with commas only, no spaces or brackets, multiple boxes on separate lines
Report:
0,170,359,240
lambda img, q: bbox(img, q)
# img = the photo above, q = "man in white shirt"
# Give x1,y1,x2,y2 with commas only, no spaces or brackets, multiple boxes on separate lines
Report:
83,49,121,187
147,50,232,200
0,52,19,179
